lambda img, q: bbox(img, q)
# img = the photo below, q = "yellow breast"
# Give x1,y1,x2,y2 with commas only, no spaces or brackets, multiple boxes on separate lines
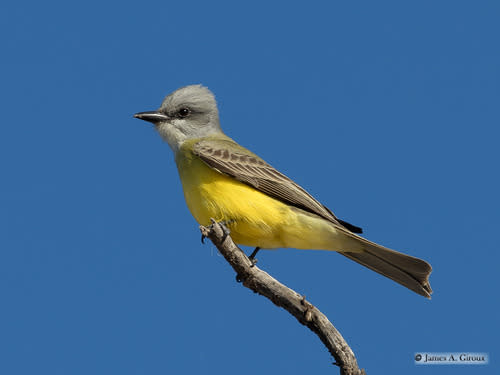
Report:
174,139,339,251
175,145,286,247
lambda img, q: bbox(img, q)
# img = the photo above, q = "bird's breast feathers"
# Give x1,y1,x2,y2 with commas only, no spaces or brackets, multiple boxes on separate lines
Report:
174,138,341,250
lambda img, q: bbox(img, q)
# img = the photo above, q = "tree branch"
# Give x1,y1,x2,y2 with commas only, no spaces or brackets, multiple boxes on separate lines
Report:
200,219,366,375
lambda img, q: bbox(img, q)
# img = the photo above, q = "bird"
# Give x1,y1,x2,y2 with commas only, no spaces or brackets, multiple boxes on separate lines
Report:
134,84,433,298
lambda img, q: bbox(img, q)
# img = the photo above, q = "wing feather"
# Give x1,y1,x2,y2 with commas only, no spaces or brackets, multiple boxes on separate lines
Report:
193,138,362,233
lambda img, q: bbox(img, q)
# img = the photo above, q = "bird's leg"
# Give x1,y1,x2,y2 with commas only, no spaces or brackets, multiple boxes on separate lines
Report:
218,221,231,243
235,247,260,282
248,247,260,267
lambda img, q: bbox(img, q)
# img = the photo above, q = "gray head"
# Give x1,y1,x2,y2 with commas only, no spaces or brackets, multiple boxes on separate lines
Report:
134,85,222,152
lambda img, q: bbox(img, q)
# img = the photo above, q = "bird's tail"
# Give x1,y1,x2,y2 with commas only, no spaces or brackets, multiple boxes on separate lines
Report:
337,231,433,298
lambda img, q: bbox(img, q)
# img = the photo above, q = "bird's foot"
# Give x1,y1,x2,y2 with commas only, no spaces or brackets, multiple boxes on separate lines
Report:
236,247,260,282
201,219,233,244
248,247,260,267
217,220,232,243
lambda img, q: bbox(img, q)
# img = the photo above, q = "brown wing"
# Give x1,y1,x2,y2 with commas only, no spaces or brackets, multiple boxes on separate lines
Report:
193,138,362,233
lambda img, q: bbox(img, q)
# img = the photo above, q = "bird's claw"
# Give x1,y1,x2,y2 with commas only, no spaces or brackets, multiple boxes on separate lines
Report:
219,221,231,242
201,219,232,244
248,247,260,267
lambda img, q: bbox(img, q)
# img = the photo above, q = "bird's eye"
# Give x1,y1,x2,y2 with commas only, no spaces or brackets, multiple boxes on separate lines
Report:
178,108,190,118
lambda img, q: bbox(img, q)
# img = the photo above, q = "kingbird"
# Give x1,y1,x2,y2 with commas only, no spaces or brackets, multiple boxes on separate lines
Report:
134,85,433,298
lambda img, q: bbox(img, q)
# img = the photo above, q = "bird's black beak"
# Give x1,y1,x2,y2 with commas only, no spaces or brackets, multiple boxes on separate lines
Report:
133,111,169,124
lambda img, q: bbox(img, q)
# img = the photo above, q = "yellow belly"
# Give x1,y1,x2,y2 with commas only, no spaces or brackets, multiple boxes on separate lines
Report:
175,142,340,250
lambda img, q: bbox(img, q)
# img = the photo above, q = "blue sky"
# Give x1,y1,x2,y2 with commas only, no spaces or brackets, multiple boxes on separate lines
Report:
1,1,498,374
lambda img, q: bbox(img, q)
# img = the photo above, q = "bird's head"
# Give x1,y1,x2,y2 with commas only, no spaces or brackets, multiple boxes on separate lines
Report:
134,84,222,152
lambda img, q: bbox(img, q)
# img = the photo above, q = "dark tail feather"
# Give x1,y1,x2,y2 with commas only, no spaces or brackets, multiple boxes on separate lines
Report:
338,219,363,234
339,237,433,298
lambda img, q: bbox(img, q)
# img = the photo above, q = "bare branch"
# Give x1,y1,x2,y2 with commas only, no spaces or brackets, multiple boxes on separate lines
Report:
200,219,366,375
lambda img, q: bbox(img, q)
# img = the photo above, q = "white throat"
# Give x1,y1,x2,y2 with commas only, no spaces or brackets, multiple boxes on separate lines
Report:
156,121,223,154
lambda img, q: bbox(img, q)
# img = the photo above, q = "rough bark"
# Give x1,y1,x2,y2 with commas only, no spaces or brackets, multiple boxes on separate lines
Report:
200,219,366,375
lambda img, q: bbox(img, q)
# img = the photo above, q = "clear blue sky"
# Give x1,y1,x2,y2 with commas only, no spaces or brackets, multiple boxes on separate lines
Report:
1,1,498,374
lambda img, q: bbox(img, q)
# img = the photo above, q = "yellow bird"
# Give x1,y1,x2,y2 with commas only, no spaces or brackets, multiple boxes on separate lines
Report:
134,85,432,298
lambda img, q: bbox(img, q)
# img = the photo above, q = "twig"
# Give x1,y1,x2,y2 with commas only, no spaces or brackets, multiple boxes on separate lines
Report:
200,219,366,375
